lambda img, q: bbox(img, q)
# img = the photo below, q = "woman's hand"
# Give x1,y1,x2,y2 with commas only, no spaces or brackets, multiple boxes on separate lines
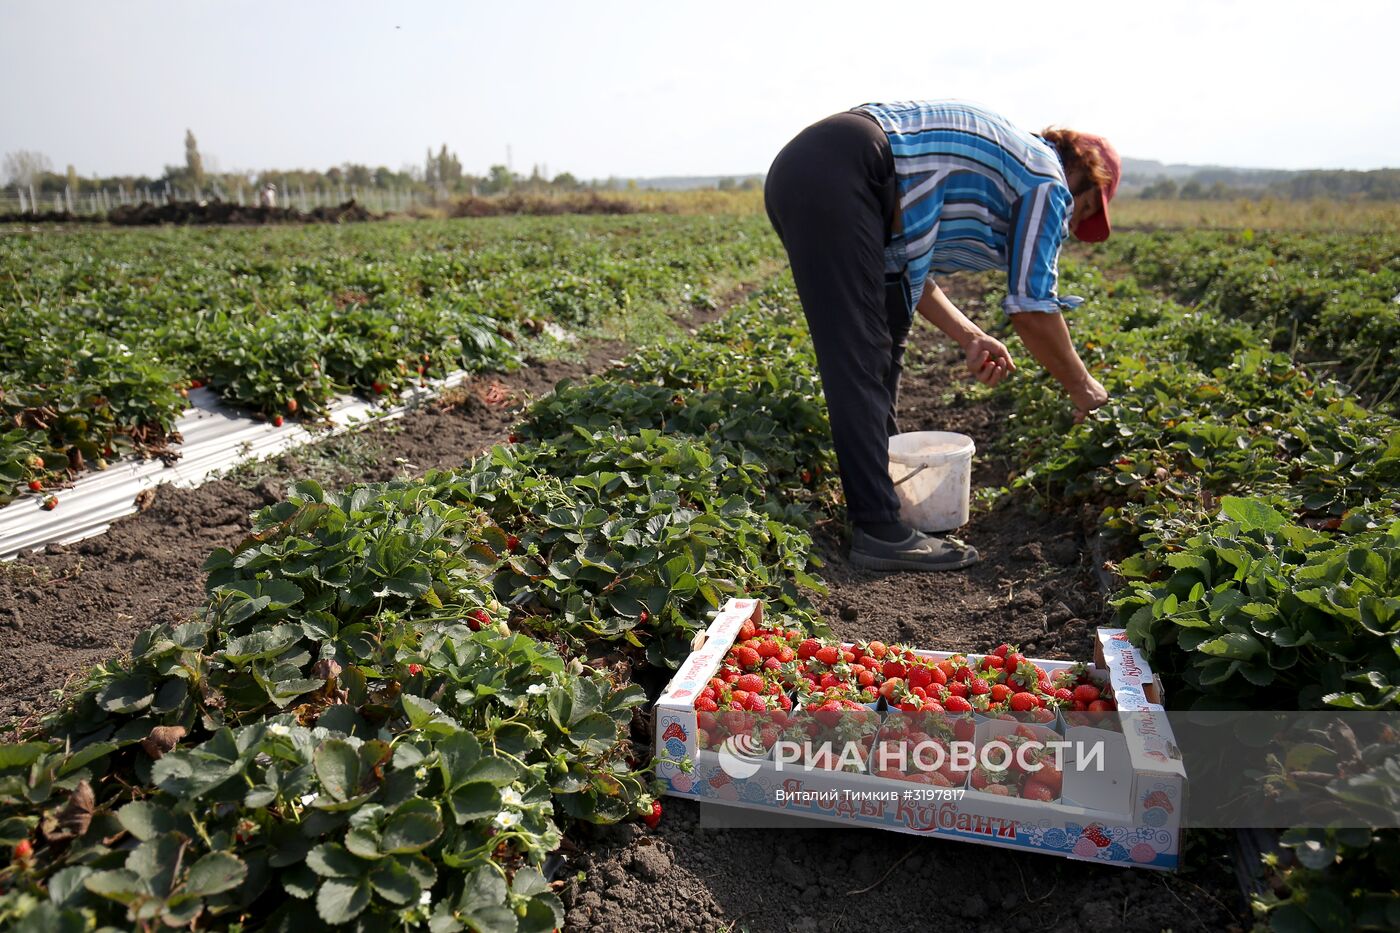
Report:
1067,374,1109,423
964,334,1016,387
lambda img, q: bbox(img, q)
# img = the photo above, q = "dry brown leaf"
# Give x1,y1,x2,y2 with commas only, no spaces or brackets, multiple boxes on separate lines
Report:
140,724,187,760
42,779,95,841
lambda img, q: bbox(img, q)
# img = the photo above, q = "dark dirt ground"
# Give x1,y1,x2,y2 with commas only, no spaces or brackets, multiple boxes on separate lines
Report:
0,274,1247,931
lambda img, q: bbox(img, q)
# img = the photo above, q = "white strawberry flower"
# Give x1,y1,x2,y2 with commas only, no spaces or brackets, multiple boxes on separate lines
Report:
500,786,523,808
493,810,520,830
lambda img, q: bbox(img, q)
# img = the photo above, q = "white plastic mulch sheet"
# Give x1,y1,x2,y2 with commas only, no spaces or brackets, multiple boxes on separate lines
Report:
0,373,473,562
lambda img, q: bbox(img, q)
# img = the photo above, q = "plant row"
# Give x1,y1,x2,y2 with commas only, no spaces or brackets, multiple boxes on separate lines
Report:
995,249,1399,929
0,277,842,930
1091,230,1400,409
0,215,783,506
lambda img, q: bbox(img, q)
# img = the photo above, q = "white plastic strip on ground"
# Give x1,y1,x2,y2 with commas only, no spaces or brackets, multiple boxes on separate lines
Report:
0,372,477,562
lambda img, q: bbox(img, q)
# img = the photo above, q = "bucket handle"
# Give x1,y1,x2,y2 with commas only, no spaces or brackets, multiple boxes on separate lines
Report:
891,463,930,488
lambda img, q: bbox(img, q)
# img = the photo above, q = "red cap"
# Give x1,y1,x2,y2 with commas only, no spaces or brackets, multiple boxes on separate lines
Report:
1073,134,1121,243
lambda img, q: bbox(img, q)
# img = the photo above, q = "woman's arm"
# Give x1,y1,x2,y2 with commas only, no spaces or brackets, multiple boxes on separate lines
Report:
916,281,1016,387
1009,312,1108,421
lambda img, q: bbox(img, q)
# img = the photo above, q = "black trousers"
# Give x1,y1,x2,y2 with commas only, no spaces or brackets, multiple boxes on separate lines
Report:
764,111,910,525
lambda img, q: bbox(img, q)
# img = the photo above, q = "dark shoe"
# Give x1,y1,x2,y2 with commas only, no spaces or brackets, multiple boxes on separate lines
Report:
848,528,979,572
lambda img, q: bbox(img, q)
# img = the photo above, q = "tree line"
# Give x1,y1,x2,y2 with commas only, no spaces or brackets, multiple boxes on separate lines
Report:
3,131,609,203
1136,169,1400,201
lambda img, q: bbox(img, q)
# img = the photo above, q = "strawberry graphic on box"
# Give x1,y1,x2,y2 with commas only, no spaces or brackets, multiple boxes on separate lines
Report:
1083,824,1112,848
662,722,687,743
709,769,732,788
1143,790,1174,813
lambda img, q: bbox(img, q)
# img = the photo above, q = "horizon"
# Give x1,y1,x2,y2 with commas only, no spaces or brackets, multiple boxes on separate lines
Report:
3,0,1398,182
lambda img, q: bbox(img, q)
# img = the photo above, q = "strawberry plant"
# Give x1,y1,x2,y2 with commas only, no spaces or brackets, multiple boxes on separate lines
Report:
1113,497,1400,710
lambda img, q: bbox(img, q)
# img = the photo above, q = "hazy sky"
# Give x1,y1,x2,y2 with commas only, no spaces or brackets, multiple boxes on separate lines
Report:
3,0,1396,181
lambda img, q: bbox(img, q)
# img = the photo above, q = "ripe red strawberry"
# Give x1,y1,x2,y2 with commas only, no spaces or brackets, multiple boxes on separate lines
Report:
945,695,973,713
1033,761,1063,794
983,784,1012,797
696,696,719,712
507,432,519,444
970,766,1001,790
947,681,969,699
642,801,662,828
756,640,781,659
736,673,765,693
908,667,933,690
992,643,1012,658
1053,687,1074,703
1009,692,1037,712
763,657,781,672
866,640,887,659
1022,779,1056,802
271,414,284,427
739,619,757,641
1073,684,1101,703
407,663,422,676
797,638,821,660
969,677,991,696
776,646,795,663
27,480,42,492
506,534,520,551
372,381,387,395
189,379,204,389
990,684,1012,703
734,646,761,670
41,495,57,511
1088,699,1114,712
286,398,298,413
814,645,840,666
800,469,813,484
1032,707,1056,723
639,610,650,624
12,839,33,861
468,609,490,631
882,659,907,680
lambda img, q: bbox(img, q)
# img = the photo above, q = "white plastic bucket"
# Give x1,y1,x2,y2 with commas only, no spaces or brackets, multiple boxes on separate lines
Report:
887,431,975,532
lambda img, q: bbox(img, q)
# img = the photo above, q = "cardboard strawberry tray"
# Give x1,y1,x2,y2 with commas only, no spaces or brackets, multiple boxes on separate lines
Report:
653,599,1185,870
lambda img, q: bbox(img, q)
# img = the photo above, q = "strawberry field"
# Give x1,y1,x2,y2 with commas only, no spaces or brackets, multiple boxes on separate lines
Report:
0,214,1396,931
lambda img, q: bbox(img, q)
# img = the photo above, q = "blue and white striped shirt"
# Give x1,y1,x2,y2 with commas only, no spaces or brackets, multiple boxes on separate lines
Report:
853,100,1082,318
